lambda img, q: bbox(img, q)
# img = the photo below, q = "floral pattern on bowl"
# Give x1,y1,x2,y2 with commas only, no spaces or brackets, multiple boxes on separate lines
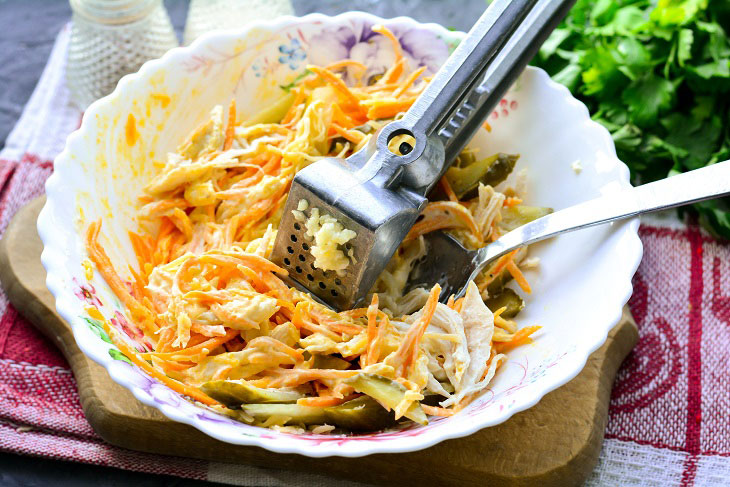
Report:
39,12,642,457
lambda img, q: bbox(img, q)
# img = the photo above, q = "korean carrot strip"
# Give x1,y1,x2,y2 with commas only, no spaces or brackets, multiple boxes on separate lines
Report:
307,65,364,112
364,97,417,120
383,59,405,84
422,405,455,417
292,303,342,342
503,196,523,207
360,82,402,93
494,326,541,353
100,318,219,406
223,99,236,151
372,24,403,62
330,123,366,144
453,297,464,313
505,258,532,294
155,325,176,352
281,88,306,124
331,103,361,128
86,221,157,334
127,265,147,302
477,249,519,292
157,359,195,371
482,120,492,132
142,329,239,359
389,284,440,377
198,252,286,275
325,60,367,72
405,201,481,243
307,309,365,336
297,393,360,408
364,294,379,367
439,176,459,203
393,66,426,98
128,231,153,271
370,314,389,366
170,208,193,241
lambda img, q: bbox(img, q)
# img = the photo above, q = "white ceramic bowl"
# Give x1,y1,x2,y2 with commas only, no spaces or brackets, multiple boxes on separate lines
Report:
39,12,642,457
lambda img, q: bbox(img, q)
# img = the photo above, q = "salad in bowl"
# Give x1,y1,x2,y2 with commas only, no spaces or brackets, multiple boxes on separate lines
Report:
39,12,641,456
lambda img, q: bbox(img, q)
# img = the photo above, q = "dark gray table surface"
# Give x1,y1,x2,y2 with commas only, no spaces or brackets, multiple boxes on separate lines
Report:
0,0,485,485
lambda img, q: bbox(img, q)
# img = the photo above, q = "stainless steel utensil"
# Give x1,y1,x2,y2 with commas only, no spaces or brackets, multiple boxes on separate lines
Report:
407,160,730,301
271,0,576,310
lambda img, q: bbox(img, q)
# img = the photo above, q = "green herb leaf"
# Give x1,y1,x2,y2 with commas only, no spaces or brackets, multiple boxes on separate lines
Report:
678,29,694,66
531,0,730,237
622,73,675,127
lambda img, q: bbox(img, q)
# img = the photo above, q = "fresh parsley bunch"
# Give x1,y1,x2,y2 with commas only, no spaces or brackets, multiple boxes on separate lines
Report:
532,0,730,237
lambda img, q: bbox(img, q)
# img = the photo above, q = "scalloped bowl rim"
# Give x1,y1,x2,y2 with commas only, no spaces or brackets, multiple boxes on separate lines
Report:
38,11,643,457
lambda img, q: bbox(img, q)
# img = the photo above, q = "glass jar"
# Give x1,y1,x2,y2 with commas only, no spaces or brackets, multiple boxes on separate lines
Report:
183,0,294,46
66,0,179,110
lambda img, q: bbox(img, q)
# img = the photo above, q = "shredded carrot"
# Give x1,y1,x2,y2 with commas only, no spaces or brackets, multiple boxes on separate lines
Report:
223,99,236,151
330,123,366,144
394,65,426,98
506,258,532,294
99,318,219,406
503,196,523,207
372,24,403,62
439,176,459,203
483,120,492,132
364,294,379,367
364,97,417,120
422,404,456,417
297,393,360,408
86,221,156,334
405,201,481,243
325,60,367,72
477,249,519,292
142,329,239,359
383,59,405,84
389,284,440,378
494,326,541,353
281,88,305,124
307,65,364,113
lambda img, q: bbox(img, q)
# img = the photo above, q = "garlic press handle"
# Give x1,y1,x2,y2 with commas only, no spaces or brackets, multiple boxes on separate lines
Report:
360,0,575,196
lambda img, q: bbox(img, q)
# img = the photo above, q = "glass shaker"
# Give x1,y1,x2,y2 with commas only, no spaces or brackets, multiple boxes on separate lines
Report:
183,0,294,46
66,0,179,110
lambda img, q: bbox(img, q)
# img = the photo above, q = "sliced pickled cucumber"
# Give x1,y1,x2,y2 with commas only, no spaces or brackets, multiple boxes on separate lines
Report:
345,373,427,425
446,153,519,199
499,206,553,232
324,396,397,431
312,354,352,370
241,403,327,426
201,380,304,408
485,288,524,318
244,92,296,125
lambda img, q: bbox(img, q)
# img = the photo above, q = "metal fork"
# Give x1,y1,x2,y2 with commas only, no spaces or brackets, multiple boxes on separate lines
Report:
271,0,576,310
406,160,730,301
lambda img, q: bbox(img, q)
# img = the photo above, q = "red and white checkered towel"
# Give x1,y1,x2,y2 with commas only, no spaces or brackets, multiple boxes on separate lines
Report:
1,25,729,486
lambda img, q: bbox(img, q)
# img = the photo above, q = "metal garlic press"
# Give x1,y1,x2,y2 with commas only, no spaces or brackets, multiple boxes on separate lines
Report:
271,0,575,310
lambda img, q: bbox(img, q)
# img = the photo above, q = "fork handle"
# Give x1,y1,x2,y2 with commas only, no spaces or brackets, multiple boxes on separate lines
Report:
465,160,730,296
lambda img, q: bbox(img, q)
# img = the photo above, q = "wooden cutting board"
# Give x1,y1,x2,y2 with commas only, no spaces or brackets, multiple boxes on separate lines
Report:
0,196,638,487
